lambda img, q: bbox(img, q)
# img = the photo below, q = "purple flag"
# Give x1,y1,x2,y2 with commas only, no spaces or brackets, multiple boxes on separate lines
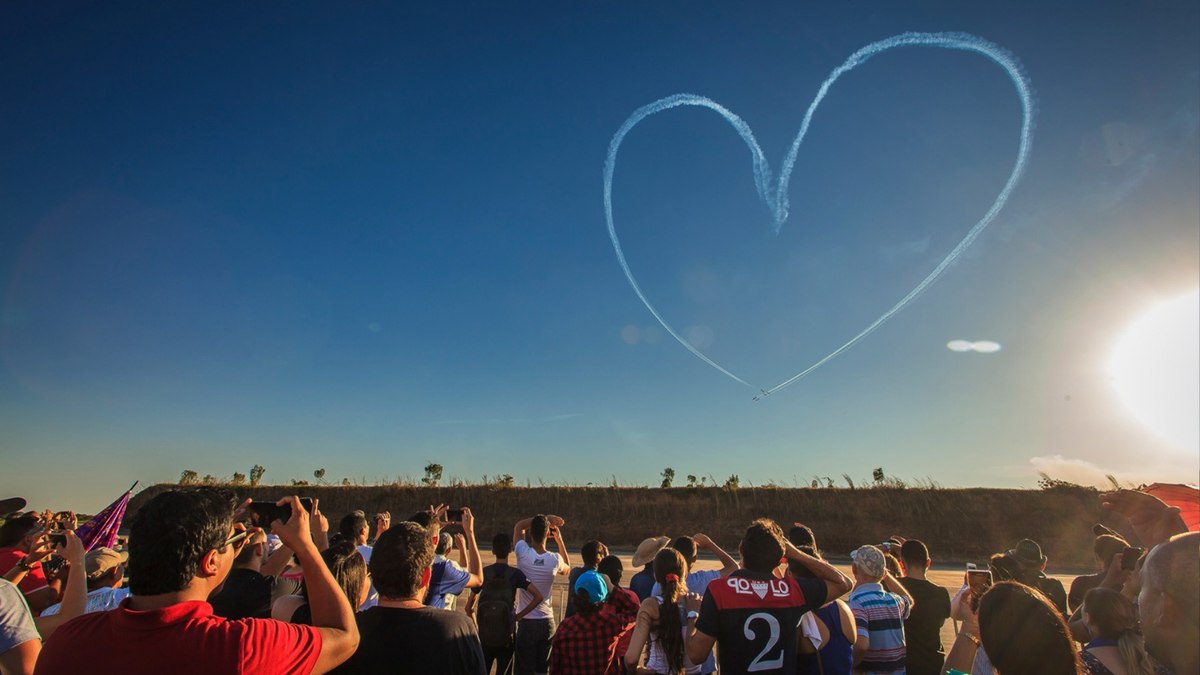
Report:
74,482,137,552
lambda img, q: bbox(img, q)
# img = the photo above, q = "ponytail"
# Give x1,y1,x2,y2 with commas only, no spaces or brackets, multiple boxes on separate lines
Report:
1117,629,1156,675
653,548,688,675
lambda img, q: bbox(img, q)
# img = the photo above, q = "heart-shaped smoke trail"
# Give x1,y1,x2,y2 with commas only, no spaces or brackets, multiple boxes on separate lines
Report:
603,31,1035,397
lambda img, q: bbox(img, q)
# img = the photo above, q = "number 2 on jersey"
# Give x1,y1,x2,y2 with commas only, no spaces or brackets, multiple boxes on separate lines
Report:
743,612,783,672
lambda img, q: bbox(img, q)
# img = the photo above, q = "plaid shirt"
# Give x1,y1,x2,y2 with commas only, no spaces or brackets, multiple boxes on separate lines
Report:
548,587,639,675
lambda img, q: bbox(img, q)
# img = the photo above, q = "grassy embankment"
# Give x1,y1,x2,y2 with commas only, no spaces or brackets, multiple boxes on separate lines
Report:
129,484,1113,569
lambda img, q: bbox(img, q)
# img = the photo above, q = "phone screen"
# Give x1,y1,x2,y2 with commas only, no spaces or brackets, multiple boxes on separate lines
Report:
967,569,992,595
445,508,464,523
244,499,314,530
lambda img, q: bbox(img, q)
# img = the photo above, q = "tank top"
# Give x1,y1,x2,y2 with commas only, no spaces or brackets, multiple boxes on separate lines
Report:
645,595,701,674
796,603,853,675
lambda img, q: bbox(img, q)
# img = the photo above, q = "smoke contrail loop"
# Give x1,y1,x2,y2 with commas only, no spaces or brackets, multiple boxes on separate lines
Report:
603,32,1035,396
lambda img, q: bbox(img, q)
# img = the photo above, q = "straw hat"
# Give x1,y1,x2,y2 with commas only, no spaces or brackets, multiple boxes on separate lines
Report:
632,536,670,567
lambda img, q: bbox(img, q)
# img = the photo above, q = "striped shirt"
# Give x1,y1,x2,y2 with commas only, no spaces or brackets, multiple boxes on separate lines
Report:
848,582,911,674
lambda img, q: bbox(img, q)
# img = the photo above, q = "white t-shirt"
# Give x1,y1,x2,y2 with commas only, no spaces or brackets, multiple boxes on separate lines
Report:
514,539,567,620
357,544,379,610
40,586,130,616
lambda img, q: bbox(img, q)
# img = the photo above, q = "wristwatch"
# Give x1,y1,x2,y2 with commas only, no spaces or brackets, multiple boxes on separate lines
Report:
15,556,33,572
686,610,699,621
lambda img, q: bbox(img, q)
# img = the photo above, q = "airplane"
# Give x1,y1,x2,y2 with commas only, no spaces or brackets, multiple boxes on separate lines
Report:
752,389,771,401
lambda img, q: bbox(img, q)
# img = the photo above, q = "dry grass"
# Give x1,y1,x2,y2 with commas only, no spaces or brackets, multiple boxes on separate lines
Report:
129,483,1114,568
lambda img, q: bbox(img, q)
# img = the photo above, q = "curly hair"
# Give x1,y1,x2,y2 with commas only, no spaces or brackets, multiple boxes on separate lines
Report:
741,518,786,573
127,487,237,595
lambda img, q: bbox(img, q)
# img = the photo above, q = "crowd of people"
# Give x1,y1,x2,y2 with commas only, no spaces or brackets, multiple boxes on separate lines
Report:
0,487,1195,675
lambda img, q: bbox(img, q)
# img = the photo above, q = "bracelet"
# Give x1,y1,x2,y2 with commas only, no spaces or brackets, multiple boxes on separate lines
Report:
15,557,32,572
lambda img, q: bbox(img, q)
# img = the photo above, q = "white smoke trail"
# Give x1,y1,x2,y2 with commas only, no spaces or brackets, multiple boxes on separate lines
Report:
603,32,1035,396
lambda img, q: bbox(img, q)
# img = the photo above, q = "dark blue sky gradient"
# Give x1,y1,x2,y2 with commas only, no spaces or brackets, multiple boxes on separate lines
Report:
1,2,1197,508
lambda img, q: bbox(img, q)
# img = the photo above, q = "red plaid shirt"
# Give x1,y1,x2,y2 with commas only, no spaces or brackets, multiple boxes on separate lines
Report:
548,587,640,675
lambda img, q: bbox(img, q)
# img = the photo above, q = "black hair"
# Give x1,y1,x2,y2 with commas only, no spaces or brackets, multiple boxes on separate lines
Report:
127,487,237,596
787,524,816,551
671,536,697,563
580,539,603,568
787,545,820,579
529,514,549,543
742,518,786,573
338,511,369,541
0,515,39,548
492,532,512,558
979,582,1082,675
232,534,260,566
370,521,433,599
900,539,930,567
597,555,623,586
301,540,368,610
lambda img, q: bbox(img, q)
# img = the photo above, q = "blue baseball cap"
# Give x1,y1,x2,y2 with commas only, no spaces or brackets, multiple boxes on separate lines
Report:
573,569,609,604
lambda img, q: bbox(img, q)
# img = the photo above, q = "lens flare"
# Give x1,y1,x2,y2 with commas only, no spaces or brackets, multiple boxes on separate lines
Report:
1108,290,1200,452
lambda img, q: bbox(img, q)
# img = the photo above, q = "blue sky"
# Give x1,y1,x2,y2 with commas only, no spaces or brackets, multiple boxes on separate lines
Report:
2,2,1197,510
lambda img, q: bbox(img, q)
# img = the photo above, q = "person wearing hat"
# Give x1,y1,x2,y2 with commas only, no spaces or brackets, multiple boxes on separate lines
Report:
1007,538,1067,615
40,546,129,617
629,536,669,602
547,569,639,675
847,544,914,674
425,526,484,611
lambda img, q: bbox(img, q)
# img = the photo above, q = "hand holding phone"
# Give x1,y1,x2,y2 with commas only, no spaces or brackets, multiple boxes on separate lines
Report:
1120,546,1143,570
244,498,314,531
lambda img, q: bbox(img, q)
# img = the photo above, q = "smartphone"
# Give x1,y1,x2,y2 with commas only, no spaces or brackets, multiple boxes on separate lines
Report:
1121,546,1143,570
445,508,464,523
46,531,67,547
967,568,992,596
244,499,314,530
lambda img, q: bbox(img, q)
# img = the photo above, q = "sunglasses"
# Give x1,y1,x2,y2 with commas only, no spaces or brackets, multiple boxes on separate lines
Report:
222,528,253,551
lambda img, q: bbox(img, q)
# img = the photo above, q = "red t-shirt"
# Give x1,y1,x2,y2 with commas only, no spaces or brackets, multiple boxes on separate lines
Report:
33,599,323,675
0,547,48,596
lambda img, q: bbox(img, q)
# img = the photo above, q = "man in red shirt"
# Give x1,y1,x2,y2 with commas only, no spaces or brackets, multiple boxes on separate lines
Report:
0,514,57,614
34,488,359,675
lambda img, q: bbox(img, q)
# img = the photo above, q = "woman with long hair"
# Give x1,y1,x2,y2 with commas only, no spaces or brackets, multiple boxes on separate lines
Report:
624,547,701,674
979,581,1083,675
1079,588,1156,675
272,540,369,624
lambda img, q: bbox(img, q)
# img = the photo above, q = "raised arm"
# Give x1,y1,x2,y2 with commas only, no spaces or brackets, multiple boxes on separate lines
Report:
34,531,87,639
881,571,914,610
694,533,739,576
272,496,359,675
550,525,571,572
784,540,853,600
460,508,483,588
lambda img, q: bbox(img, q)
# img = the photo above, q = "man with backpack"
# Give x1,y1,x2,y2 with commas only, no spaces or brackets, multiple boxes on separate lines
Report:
465,533,544,675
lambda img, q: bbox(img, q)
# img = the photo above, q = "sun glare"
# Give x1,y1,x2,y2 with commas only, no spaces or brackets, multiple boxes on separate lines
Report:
1108,290,1200,452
